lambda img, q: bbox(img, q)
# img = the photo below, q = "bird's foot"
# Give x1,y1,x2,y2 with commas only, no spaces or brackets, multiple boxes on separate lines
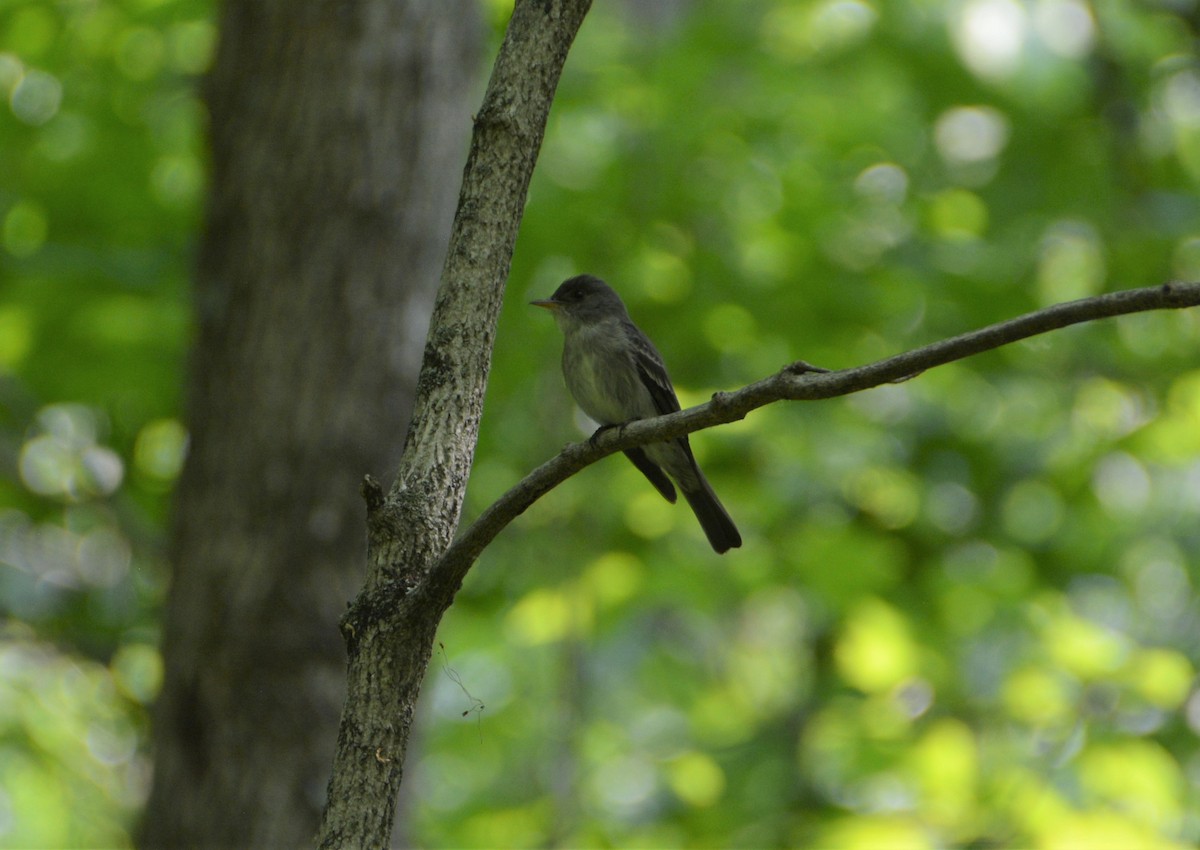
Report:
588,422,628,447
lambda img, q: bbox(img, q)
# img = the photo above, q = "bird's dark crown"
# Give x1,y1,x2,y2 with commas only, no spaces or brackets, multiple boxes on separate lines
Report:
536,274,631,324
549,274,619,304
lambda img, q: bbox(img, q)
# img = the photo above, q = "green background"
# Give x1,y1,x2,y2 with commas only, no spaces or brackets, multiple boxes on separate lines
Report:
3,0,1199,846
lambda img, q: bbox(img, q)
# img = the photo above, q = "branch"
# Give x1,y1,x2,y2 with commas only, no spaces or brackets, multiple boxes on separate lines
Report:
317,2,593,846
429,281,1200,594
362,0,593,596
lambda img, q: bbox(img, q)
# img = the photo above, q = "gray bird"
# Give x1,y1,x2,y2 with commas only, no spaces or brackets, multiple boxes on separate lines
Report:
532,274,742,553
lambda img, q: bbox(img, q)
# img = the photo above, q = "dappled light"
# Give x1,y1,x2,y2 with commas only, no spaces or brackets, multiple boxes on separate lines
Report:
5,0,1200,846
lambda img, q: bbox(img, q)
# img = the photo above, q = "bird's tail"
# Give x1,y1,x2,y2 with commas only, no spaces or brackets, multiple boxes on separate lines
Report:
681,474,742,554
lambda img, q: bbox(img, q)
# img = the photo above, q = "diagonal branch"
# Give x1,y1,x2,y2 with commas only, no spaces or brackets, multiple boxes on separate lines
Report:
317,2,594,846
429,280,1200,596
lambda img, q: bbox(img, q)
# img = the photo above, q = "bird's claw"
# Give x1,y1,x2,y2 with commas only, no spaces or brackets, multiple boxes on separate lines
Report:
588,422,627,447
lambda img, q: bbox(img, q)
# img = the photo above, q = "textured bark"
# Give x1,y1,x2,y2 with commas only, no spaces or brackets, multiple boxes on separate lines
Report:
316,1,593,846
139,1,480,847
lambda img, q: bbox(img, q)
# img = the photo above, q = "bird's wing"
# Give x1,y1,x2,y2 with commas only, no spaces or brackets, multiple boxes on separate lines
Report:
627,323,681,416
627,321,699,469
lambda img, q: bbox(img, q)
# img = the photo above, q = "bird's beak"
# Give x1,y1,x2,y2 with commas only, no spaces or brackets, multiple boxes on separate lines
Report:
530,299,560,311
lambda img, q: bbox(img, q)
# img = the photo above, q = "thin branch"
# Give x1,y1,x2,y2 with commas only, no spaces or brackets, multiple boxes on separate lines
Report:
429,281,1200,595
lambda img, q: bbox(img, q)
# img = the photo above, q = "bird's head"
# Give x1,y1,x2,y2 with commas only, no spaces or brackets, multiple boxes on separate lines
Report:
531,274,629,329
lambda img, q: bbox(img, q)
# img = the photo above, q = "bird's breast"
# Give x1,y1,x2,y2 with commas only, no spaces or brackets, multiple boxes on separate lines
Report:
562,323,654,425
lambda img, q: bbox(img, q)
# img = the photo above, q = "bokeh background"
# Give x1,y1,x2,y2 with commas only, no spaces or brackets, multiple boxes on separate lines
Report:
3,0,1200,847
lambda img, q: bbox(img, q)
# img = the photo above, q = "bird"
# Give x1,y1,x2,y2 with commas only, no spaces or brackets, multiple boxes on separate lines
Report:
532,274,742,553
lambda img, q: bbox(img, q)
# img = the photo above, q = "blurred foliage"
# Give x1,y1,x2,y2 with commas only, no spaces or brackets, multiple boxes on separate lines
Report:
474,0,1200,847
3,0,1200,848
0,0,205,845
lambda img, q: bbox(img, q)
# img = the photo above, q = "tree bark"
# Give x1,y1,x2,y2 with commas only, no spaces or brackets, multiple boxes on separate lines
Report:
316,1,593,846
139,1,480,847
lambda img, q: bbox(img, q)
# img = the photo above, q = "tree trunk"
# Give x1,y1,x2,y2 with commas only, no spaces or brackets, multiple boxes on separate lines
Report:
139,1,480,847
